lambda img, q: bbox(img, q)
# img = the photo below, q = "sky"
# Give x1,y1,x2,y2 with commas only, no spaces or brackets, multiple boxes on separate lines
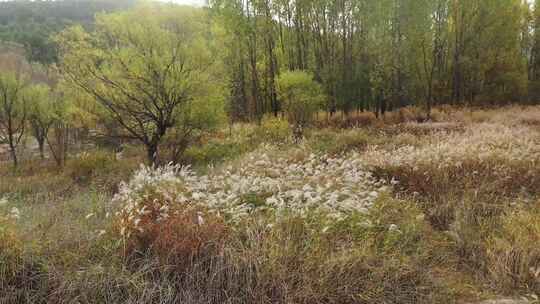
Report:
158,0,206,6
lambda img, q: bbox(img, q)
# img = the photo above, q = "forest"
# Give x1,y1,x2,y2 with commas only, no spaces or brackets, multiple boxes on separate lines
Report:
0,0,540,303
213,0,539,119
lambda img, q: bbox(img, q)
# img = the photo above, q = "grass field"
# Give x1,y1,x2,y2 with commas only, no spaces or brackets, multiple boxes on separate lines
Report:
1,106,539,303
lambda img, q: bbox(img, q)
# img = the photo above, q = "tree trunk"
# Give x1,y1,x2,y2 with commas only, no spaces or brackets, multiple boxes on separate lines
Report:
9,142,18,169
47,123,69,168
147,142,159,167
38,137,45,160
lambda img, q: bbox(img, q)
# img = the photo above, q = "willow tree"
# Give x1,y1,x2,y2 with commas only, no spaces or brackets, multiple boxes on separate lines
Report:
277,70,324,140
57,5,224,165
26,84,54,159
0,72,27,168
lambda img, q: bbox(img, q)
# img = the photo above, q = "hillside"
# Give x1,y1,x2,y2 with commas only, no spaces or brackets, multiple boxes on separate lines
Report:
0,0,137,63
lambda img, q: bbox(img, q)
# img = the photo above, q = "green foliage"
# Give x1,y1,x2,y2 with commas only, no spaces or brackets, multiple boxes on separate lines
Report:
276,71,324,139
25,84,53,120
213,0,533,121
183,140,252,167
308,128,373,155
67,151,116,184
0,0,137,64
65,151,136,192
25,84,54,155
57,4,226,164
253,116,291,145
0,71,27,167
24,82,74,167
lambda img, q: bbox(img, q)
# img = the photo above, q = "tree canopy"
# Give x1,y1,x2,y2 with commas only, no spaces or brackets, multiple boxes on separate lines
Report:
57,4,226,164
211,0,536,119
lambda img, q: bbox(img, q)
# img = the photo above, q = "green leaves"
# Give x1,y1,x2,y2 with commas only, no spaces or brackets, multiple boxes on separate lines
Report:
57,4,226,164
277,70,324,132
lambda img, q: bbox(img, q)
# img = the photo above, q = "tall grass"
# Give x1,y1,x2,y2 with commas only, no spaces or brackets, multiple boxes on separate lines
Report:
1,105,539,303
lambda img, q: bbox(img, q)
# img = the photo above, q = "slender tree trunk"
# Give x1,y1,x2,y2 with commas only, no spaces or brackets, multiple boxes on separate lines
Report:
147,142,159,167
38,137,45,160
8,141,18,169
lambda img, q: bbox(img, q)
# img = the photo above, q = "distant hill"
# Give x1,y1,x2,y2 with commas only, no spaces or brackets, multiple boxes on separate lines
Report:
0,0,137,64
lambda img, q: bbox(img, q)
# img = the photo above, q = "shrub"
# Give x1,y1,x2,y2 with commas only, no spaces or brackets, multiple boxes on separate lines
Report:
183,141,249,166
277,70,324,141
113,152,387,232
66,150,136,191
111,160,453,303
67,151,116,183
429,108,448,122
469,110,493,123
252,116,292,145
348,111,379,127
382,122,465,137
381,106,428,125
315,111,380,129
123,207,228,273
308,128,373,155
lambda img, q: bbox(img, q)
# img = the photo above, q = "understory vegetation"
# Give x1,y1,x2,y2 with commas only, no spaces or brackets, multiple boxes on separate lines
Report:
1,106,539,303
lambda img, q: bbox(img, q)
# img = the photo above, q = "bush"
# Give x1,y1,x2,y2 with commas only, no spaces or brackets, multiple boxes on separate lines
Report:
181,126,258,166
308,128,373,155
66,150,135,191
107,159,453,302
372,156,539,221
112,165,228,272
277,70,324,140
429,108,448,122
124,207,228,273
253,116,292,145
184,141,246,166
67,151,116,183
347,111,379,127
384,106,423,124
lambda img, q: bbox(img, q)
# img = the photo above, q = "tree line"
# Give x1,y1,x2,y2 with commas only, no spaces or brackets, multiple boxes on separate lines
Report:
2,0,540,168
211,0,540,120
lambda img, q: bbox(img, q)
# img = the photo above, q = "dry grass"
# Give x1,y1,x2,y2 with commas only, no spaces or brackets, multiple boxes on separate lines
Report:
365,122,540,198
122,207,228,273
486,201,540,294
1,105,540,303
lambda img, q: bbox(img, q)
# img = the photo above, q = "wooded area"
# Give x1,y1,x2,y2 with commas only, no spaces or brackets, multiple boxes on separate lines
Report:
212,0,540,120
0,0,136,63
1,0,540,166
2,0,540,117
